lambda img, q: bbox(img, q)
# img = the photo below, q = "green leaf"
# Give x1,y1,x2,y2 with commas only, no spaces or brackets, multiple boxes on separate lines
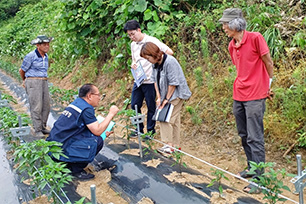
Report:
282,185,290,191
45,156,53,164
67,23,76,30
133,0,147,12
128,5,134,13
154,0,162,7
152,10,159,22
83,13,89,20
81,27,91,36
219,185,223,194
144,9,152,21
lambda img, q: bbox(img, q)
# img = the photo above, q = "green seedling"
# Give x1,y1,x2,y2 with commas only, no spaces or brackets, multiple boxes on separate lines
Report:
1,93,17,104
171,147,187,174
207,168,229,197
33,161,72,202
142,131,156,157
117,98,136,146
248,161,293,204
0,107,30,145
14,139,70,200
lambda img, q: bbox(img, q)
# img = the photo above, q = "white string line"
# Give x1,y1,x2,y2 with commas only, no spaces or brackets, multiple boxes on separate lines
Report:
113,121,299,204
33,166,70,204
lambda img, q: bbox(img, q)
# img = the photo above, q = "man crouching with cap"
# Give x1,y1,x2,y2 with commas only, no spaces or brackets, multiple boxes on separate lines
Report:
19,35,53,138
219,8,274,194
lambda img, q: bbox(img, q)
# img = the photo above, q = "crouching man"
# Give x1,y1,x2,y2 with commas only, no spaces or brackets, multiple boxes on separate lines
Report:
46,83,119,180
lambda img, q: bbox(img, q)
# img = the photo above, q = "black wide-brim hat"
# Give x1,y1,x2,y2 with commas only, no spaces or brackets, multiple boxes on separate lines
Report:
31,35,53,45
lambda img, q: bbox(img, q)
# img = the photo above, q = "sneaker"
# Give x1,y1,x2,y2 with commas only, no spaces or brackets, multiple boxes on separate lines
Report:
73,171,95,180
157,145,172,154
163,147,174,154
41,129,50,134
35,131,45,138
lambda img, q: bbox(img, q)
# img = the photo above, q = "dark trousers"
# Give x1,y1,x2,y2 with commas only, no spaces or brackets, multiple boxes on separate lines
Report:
233,99,266,176
131,83,156,134
67,136,104,174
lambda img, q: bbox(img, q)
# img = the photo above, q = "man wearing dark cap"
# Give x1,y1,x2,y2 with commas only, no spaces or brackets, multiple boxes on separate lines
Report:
219,8,274,193
19,35,53,137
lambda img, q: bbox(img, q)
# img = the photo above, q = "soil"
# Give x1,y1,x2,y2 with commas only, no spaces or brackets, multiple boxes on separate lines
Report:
1,73,304,204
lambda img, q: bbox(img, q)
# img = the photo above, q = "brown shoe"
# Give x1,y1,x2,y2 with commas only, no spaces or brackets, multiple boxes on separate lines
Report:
35,131,45,138
42,129,50,134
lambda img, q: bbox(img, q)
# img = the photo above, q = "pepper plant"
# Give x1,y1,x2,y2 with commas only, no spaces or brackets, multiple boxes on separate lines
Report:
14,139,72,200
248,161,292,204
171,147,187,174
33,161,72,202
117,99,136,142
142,131,157,157
207,168,229,197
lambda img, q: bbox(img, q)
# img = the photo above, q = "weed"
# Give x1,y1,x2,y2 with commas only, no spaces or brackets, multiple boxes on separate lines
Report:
193,66,203,87
116,79,129,97
49,86,78,105
186,106,202,125
297,129,306,148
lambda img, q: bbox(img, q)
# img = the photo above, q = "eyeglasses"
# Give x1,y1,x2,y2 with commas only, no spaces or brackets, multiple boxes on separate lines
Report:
91,93,101,97
127,31,137,38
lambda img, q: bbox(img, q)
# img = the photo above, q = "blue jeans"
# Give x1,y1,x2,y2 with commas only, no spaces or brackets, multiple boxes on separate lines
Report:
131,83,156,134
233,99,266,176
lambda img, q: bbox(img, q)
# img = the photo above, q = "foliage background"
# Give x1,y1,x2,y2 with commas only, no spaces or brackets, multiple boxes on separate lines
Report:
0,0,305,152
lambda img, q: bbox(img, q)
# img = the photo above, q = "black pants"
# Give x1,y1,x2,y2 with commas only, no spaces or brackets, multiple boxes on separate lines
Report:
131,83,156,133
233,99,266,176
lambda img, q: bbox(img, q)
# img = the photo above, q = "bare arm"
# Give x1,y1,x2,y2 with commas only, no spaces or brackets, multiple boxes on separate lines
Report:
154,82,161,107
262,53,274,100
87,105,119,136
19,68,25,80
160,85,176,109
262,53,273,78
165,48,174,55
19,68,26,88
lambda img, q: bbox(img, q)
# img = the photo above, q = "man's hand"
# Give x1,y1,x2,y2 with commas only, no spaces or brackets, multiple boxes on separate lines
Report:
267,90,274,100
105,131,114,137
109,105,119,117
22,80,25,88
159,99,168,109
156,98,161,107
131,64,137,70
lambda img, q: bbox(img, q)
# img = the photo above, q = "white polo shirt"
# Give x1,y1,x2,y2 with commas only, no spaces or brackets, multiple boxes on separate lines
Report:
131,34,170,84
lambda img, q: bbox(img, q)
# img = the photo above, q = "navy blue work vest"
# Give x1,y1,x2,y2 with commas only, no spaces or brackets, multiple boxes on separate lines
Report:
47,98,98,162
